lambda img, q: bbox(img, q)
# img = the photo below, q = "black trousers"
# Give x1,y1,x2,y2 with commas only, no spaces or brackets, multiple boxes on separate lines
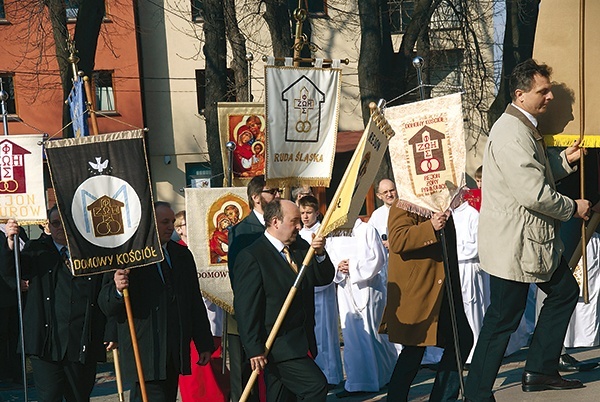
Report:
30,356,97,402
464,259,579,402
264,356,327,402
130,358,179,402
387,280,473,402
228,333,260,402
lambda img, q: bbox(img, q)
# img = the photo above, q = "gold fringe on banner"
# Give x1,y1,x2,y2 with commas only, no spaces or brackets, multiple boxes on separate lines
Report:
544,134,600,148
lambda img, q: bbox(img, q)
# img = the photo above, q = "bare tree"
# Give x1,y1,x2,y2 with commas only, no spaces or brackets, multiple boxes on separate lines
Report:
203,0,229,187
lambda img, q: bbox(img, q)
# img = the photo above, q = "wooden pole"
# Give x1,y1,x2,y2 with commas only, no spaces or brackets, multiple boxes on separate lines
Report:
112,349,125,402
123,288,148,402
83,75,100,136
578,0,589,303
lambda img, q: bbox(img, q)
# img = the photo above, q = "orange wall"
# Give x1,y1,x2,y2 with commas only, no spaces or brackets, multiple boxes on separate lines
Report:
0,1,143,137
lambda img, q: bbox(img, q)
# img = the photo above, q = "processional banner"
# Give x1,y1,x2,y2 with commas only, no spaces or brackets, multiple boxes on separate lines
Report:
534,0,600,147
217,102,266,186
386,93,466,216
185,187,250,313
320,108,394,236
265,59,342,188
45,130,162,276
0,134,46,224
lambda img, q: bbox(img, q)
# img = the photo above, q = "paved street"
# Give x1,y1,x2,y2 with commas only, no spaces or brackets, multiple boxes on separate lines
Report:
2,346,600,401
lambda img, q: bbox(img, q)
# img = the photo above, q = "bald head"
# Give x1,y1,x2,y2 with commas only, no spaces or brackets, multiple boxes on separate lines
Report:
376,179,398,207
264,199,302,245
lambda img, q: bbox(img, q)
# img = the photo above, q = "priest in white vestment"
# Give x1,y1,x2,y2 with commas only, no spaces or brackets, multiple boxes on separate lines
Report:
327,219,397,395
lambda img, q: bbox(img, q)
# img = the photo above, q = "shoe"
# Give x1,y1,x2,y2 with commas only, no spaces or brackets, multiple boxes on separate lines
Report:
558,353,599,372
335,389,369,398
521,371,584,392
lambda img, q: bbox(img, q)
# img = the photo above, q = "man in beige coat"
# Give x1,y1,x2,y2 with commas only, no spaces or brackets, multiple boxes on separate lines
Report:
464,59,591,402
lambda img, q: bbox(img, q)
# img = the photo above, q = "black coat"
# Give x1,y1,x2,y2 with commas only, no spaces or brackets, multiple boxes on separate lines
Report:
227,211,264,285
98,240,213,383
0,235,108,364
232,234,335,363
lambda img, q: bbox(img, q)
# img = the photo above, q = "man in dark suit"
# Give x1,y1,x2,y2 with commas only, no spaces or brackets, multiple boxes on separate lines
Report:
233,199,335,401
1,206,111,401
99,201,214,402
227,175,281,401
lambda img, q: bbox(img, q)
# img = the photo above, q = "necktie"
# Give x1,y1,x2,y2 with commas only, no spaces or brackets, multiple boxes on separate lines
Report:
160,248,175,302
282,246,299,273
60,246,71,271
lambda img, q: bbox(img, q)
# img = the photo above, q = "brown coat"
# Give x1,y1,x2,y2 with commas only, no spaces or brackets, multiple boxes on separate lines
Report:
383,205,460,347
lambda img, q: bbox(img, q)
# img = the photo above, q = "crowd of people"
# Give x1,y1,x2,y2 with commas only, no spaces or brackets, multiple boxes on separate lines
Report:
2,59,600,402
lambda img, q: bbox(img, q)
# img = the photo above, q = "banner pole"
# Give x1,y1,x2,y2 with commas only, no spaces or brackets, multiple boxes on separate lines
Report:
112,348,125,402
123,288,148,402
439,228,466,400
83,75,100,136
14,244,29,401
2,79,29,401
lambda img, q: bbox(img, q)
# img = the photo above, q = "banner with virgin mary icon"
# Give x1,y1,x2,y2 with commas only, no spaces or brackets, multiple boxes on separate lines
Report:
218,102,266,187
185,187,250,312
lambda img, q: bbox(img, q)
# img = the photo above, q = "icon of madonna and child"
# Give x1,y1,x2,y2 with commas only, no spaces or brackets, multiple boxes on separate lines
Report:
230,114,266,178
207,194,250,264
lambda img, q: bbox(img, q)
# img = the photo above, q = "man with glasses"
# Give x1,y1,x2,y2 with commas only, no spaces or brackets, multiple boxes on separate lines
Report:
368,179,398,250
227,175,281,402
1,206,114,401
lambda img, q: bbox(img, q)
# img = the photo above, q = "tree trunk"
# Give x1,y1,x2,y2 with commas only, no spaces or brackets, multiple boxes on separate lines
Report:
44,0,71,137
223,0,249,102
203,0,229,187
488,0,540,127
262,0,293,58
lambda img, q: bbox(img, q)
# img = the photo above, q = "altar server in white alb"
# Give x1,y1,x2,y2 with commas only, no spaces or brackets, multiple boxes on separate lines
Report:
298,196,343,387
327,219,397,397
453,200,489,363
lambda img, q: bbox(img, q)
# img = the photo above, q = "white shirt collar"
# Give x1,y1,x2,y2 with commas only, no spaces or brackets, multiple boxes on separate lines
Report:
253,209,265,226
264,230,286,253
511,103,538,127
53,241,66,252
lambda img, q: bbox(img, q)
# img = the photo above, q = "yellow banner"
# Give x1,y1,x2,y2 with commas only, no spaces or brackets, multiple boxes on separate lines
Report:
321,109,393,236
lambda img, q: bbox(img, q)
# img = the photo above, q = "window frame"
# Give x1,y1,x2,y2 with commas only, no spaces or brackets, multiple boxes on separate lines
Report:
91,70,117,114
306,0,328,18
0,73,18,118
388,0,414,35
191,0,203,23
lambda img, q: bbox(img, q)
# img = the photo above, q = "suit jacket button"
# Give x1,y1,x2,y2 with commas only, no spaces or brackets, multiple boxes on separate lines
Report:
437,279,442,284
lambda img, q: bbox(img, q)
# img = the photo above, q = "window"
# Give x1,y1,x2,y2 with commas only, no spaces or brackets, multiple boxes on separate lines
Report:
306,0,327,18
191,0,203,22
195,68,236,114
186,162,211,188
388,0,414,34
66,0,79,21
0,74,16,115
0,1,6,20
92,70,116,112
430,2,460,31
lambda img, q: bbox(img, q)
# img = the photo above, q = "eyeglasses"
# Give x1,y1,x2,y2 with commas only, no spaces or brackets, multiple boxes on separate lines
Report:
262,188,282,195
49,220,63,229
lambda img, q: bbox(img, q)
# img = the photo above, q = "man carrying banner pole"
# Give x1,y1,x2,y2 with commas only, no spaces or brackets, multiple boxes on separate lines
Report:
236,104,394,401
464,59,590,401
99,202,214,402
2,210,114,401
